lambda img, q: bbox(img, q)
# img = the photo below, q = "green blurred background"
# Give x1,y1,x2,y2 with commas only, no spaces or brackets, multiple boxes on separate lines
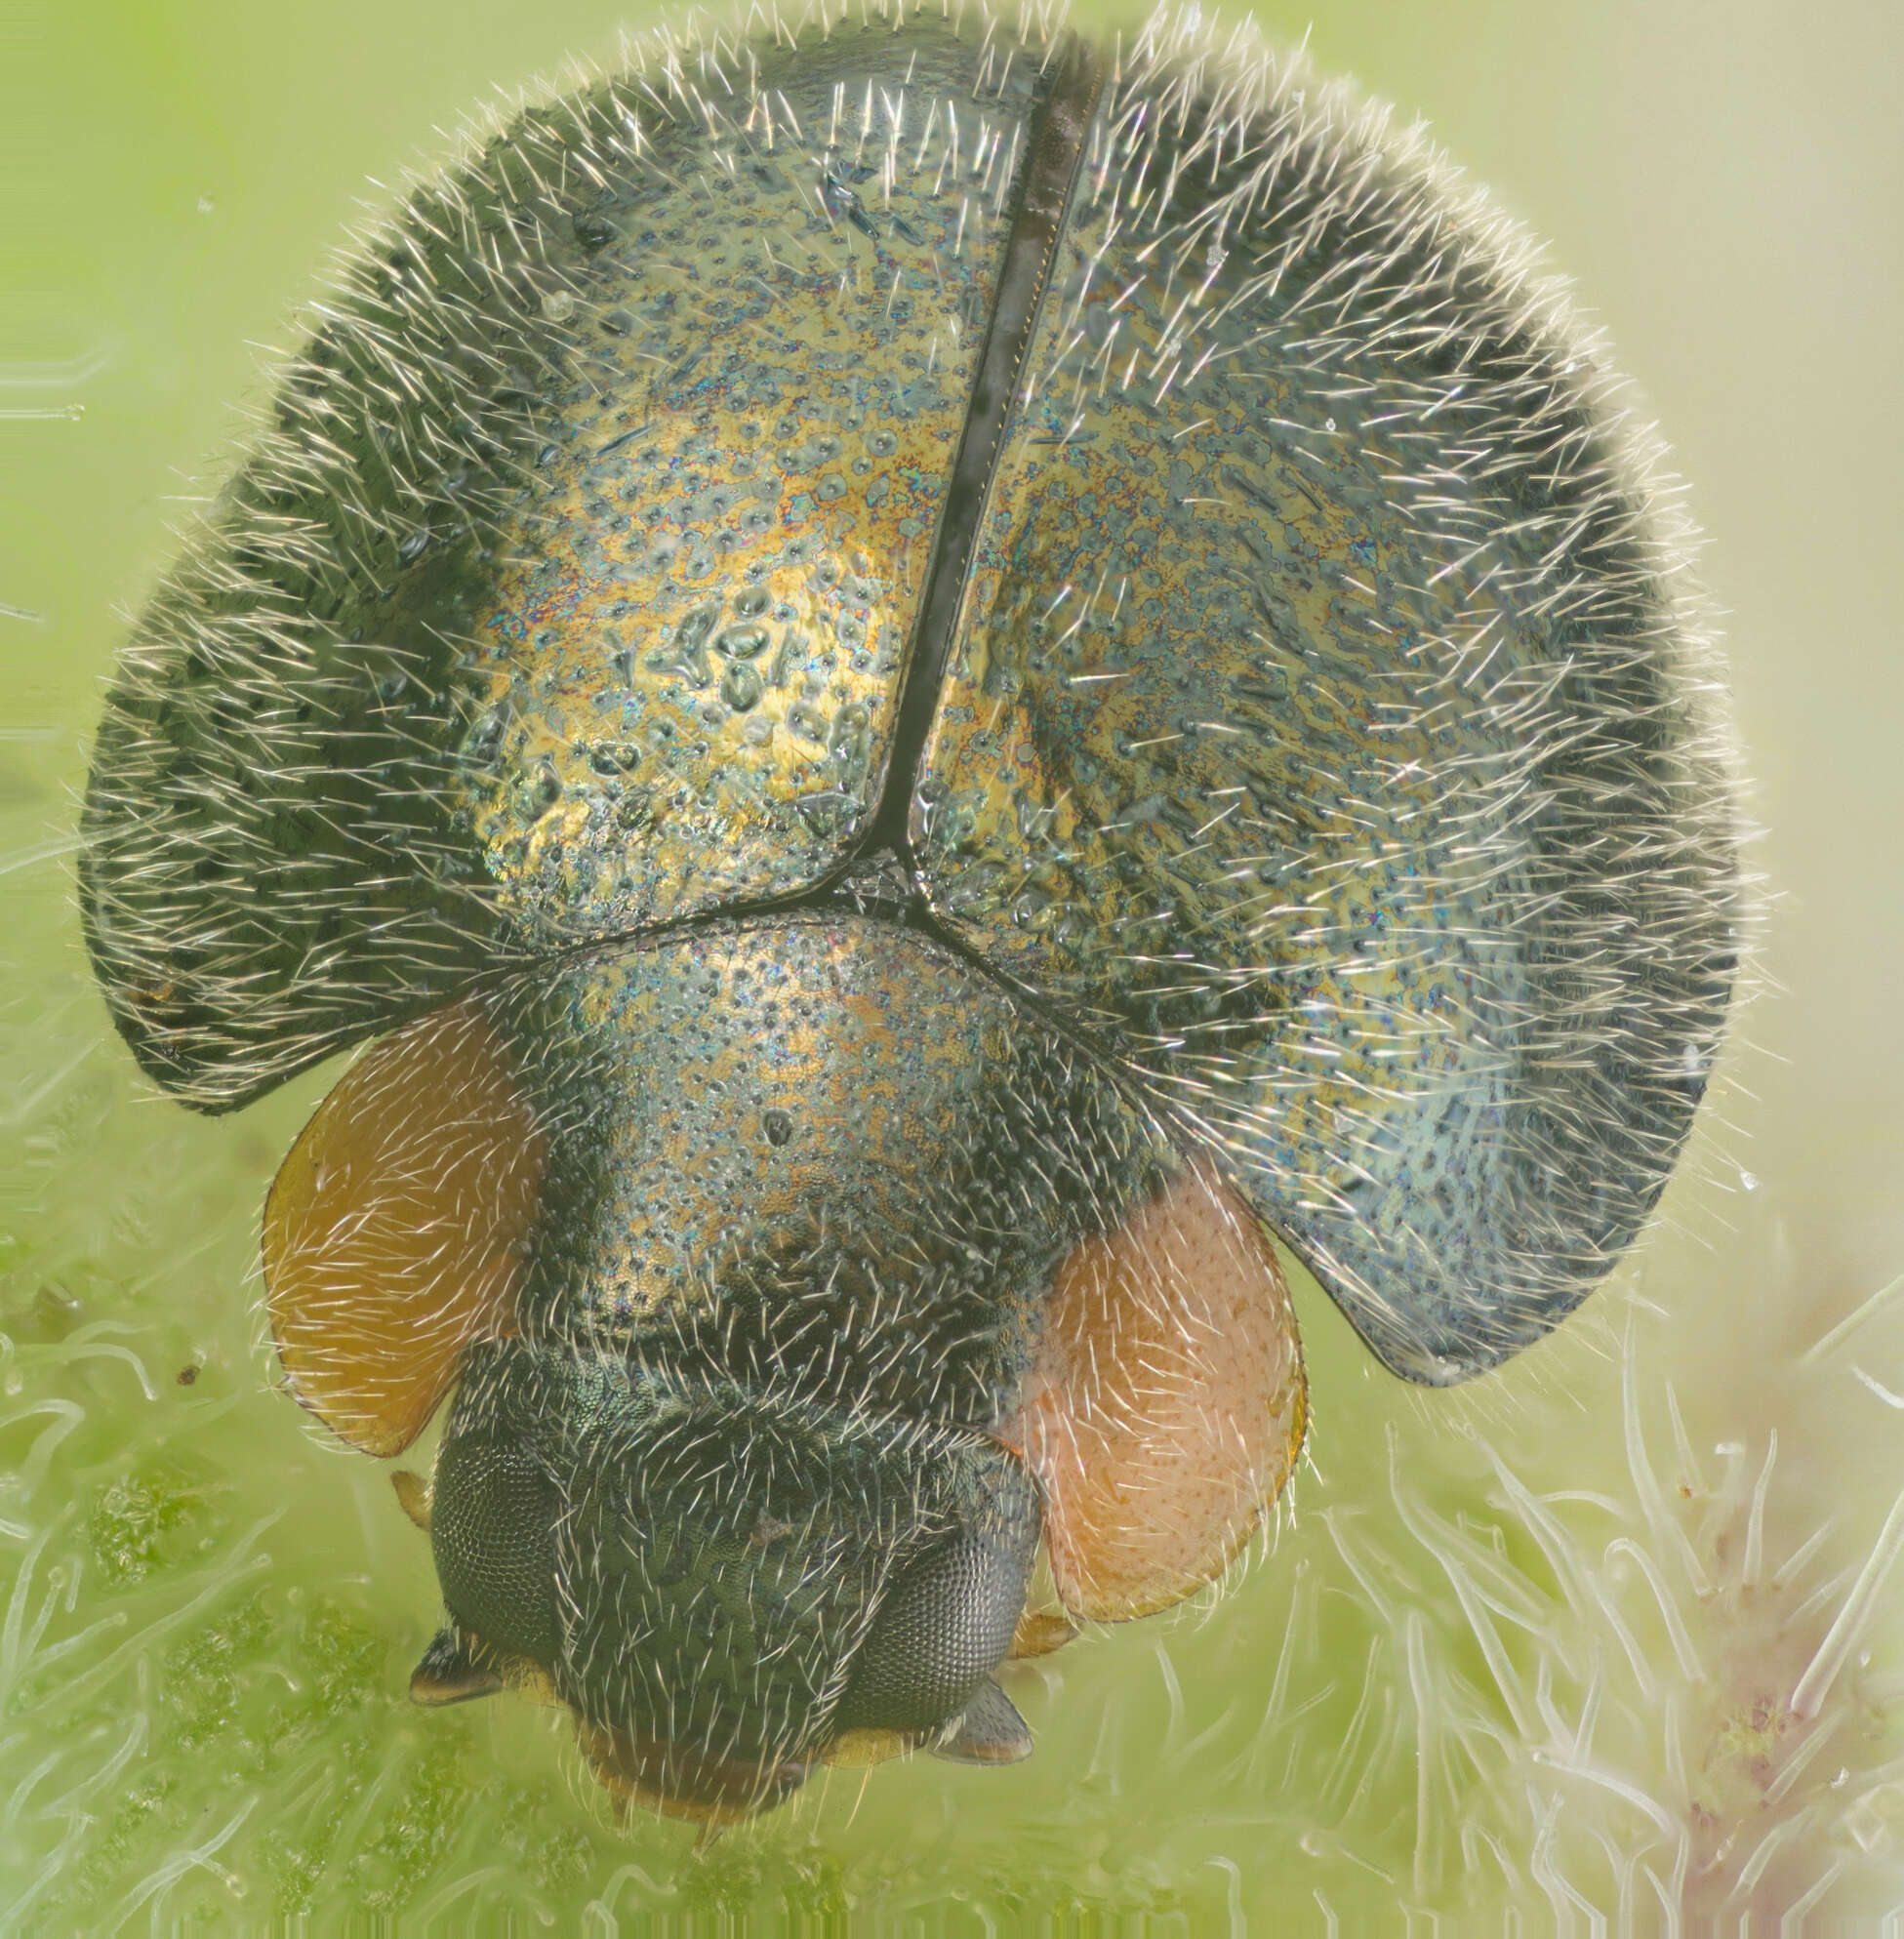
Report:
3,0,1902,1928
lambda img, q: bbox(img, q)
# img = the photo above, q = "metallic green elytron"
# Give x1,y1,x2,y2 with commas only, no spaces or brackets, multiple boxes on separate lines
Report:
79,2,1738,1821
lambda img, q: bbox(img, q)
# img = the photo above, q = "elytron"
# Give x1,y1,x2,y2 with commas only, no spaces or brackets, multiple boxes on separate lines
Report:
80,2,1737,1821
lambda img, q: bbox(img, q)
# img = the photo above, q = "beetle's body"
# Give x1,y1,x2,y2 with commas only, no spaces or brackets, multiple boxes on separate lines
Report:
80,3,1738,1819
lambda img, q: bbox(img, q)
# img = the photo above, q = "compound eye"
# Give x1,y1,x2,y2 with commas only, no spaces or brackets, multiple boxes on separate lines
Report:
429,1436,560,1663
832,1532,1029,1736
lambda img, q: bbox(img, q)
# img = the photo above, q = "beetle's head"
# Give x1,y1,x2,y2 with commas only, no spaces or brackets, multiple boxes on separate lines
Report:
414,1341,1039,1821
263,925,1308,1821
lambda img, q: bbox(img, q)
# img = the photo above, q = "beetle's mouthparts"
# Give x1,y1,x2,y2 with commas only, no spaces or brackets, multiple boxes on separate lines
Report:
578,1721,814,1826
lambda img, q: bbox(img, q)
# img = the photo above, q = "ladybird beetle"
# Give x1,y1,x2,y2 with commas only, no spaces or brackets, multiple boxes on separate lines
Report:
80,4,1738,1822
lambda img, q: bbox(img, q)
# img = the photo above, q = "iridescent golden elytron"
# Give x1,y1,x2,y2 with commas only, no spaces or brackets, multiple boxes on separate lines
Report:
80,2,1737,1819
